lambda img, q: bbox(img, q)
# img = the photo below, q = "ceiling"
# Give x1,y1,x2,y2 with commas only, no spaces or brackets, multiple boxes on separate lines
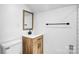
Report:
27,4,74,13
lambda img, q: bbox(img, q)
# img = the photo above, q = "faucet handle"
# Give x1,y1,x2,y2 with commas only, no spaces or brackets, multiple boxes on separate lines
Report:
69,45,74,50
69,44,74,54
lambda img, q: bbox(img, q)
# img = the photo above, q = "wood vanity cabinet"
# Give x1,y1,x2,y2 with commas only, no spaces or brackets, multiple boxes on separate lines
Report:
22,35,43,54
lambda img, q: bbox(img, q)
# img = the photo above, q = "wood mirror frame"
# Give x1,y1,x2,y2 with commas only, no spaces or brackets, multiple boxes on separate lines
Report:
23,10,34,30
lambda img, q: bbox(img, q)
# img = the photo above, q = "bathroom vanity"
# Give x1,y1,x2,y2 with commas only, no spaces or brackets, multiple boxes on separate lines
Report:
22,34,43,54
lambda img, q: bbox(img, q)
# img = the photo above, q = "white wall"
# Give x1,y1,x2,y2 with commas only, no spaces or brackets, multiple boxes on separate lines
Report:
0,4,32,42
0,4,33,53
78,6,79,53
34,5,77,54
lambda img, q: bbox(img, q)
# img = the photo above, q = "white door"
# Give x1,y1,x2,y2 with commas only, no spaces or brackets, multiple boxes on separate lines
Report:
43,6,77,54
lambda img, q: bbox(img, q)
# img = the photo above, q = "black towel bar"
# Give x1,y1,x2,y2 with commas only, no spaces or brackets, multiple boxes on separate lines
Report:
46,23,70,25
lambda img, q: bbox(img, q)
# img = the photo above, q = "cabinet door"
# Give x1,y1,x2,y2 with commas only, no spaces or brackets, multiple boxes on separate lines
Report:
33,35,43,54
22,36,33,54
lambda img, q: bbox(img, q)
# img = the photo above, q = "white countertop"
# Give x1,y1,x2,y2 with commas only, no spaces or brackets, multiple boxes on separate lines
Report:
23,34,43,38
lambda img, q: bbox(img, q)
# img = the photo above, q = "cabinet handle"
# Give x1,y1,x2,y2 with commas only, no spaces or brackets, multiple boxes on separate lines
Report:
5,47,10,50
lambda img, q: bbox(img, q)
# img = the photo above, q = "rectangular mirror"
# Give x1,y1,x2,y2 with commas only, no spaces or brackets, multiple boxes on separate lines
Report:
23,10,33,30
